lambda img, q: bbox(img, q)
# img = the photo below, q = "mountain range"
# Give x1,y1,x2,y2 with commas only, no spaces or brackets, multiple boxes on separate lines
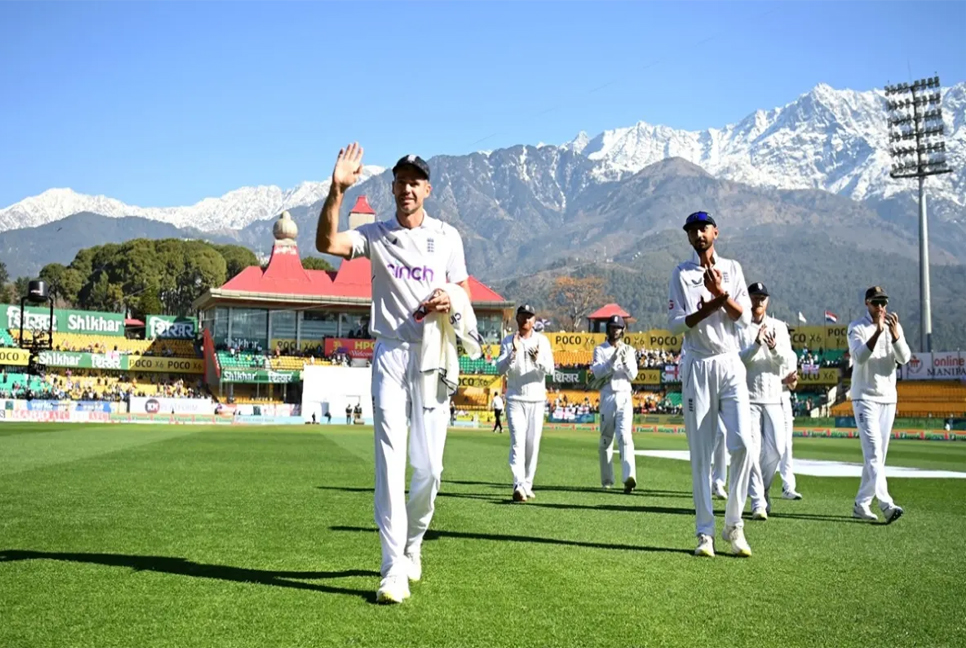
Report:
1,82,965,348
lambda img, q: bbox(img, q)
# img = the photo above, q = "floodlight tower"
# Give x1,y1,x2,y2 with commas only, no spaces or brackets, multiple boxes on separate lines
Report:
884,75,952,353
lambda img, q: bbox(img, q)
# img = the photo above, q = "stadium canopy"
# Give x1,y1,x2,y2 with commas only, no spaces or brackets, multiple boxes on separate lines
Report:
587,303,635,332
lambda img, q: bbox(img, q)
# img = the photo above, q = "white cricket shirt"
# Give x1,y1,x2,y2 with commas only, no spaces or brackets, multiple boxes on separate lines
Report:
738,315,797,404
667,251,752,358
848,313,912,404
590,341,638,395
347,212,469,344
496,331,554,403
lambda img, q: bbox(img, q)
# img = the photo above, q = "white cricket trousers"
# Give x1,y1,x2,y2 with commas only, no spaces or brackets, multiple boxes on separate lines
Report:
598,390,636,487
747,402,786,510
682,352,753,537
371,339,449,578
778,393,796,492
712,421,728,489
853,399,897,510
507,399,545,492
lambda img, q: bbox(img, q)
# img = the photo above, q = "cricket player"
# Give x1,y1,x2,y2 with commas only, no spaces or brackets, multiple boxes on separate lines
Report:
739,282,796,520
492,391,505,433
590,315,639,493
316,143,471,604
496,304,554,501
778,340,802,500
667,210,754,557
848,286,910,523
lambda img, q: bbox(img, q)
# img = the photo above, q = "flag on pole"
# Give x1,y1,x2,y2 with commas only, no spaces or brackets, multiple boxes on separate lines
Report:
798,312,807,324
824,310,838,323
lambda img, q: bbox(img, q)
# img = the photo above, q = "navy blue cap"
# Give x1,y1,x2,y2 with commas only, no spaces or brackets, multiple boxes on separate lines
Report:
392,154,430,181
517,304,536,317
748,282,769,297
683,211,717,231
606,315,626,329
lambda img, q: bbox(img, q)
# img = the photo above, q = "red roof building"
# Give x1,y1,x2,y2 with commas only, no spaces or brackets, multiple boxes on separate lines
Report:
587,303,635,332
192,204,512,346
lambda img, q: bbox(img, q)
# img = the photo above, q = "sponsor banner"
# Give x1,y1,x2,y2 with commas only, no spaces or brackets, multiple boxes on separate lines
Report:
547,407,595,424
661,363,681,384
635,329,681,352
2,304,125,336
127,355,205,374
129,397,215,415
0,409,110,423
823,325,850,351
458,375,503,391
270,338,301,352
547,332,605,353
324,337,377,360
632,369,662,386
233,415,305,425
547,367,587,386
33,351,204,374
221,368,300,384
901,352,966,381
787,325,849,351
147,315,198,339
797,366,839,386
0,348,30,366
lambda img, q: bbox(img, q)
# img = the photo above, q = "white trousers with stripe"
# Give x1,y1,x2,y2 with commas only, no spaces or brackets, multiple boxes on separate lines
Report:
371,339,449,578
682,353,753,537
599,390,636,487
853,399,897,510
507,399,545,492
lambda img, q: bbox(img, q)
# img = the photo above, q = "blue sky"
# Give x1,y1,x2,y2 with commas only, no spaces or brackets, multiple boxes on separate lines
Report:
1,1,964,208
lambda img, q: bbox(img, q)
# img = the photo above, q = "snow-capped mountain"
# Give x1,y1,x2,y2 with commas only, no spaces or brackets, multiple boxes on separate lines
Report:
0,167,384,233
562,82,966,207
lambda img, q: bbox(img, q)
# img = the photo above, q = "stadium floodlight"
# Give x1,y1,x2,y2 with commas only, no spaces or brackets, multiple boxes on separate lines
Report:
884,74,953,352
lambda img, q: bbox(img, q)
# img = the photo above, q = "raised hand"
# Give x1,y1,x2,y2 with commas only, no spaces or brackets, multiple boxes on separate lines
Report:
332,142,365,192
763,329,777,350
886,312,900,339
874,309,886,333
703,266,724,297
512,333,521,355
756,324,768,346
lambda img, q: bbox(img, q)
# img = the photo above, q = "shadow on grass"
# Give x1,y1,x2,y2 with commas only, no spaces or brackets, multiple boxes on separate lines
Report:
0,550,378,602
443,479,692,499
765,512,866,524
331,525,694,556
492,500,697,516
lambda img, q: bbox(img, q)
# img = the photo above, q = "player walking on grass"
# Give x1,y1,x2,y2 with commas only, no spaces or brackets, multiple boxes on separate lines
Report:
848,286,910,524
668,210,754,558
497,304,554,502
316,143,471,604
590,315,639,493
739,282,797,521
778,338,803,500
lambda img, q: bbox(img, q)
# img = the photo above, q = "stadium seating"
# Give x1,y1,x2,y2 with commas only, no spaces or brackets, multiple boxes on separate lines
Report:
555,351,594,367
459,356,499,375
831,381,966,418
217,352,268,369
0,372,46,393
11,331,198,358
270,356,306,371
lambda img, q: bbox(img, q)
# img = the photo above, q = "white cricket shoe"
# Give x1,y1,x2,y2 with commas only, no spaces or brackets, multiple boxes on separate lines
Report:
376,575,411,604
782,489,803,500
713,483,728,500
751,506,768,521
524,487,536,500
694,534,715,557
883,504,904,525
852,503,878,521
722,525,752,557
513,488,527,502
404,551,421,582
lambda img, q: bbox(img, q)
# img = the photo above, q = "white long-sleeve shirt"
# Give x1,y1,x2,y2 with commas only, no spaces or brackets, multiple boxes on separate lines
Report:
848,313,911,404
496,331,554,403
739,315,797,404
590,341,638,395
667,251,752,359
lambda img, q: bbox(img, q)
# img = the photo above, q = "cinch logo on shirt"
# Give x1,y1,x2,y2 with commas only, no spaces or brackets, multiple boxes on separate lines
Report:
387,263,435,282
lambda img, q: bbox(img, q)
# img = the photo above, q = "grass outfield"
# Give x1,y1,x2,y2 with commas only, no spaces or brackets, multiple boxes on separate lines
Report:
1,423,965,648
